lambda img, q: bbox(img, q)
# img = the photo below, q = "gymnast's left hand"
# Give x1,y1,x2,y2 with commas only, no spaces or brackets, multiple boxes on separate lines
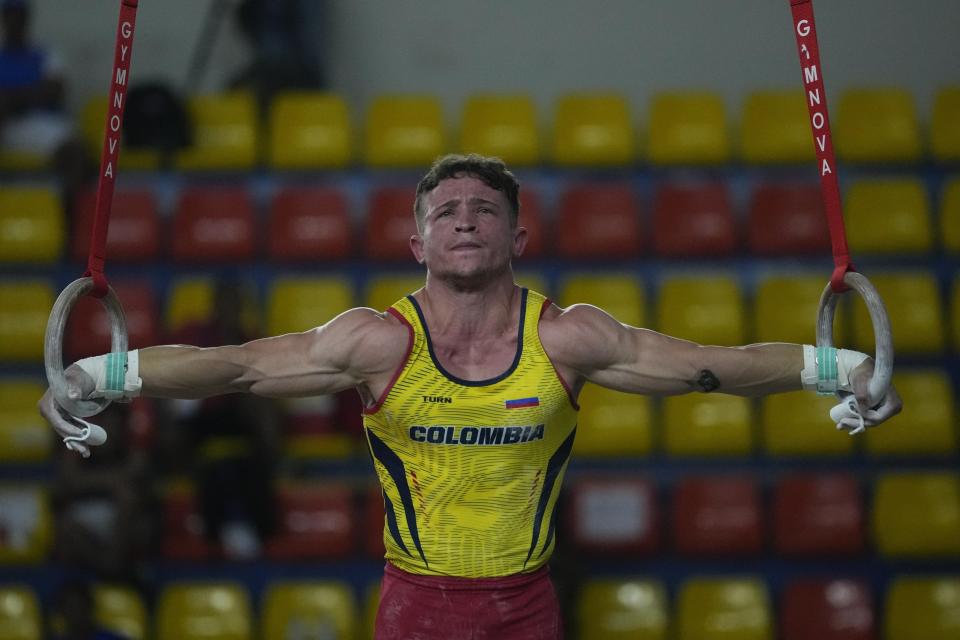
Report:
831,358,902,435
37,364,107,458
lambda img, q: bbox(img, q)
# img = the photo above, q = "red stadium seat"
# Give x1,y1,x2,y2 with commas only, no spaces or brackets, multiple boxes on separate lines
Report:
365,483,387,559
267,186,353,262
747,182,830,255
781,579,876,640
64,279,159,361
672,475,763,555
161,486,215,561
71,188,160,263
517,188,545,259
171,187,257,263
365,186,418,261
264,483,356,560
652,182,736,257
567,475,659,555
773,473,865,555
556,183,642,259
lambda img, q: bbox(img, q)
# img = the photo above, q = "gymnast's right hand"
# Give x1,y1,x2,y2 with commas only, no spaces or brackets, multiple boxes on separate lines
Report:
37,364,107,458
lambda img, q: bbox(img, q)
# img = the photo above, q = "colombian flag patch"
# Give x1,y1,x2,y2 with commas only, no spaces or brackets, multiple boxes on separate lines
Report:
505,397,539,409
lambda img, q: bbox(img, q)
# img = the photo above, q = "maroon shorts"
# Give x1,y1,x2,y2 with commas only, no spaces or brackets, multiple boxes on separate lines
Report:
373,562,564,640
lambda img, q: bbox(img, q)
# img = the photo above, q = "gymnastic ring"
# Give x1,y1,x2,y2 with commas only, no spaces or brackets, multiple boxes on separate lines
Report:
44,277,128,418
816,271,894,406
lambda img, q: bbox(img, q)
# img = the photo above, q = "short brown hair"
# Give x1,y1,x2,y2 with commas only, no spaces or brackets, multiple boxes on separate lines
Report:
413,154,520,230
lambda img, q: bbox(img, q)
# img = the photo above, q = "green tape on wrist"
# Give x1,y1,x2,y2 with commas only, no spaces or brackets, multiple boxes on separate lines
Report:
105,351,128,393
816,346,838,395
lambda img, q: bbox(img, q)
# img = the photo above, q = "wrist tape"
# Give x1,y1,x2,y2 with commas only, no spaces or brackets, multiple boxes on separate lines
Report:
74,350,142,401
800,345,869,395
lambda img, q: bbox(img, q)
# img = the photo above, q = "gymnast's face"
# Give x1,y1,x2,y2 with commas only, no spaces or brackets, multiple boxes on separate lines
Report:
411,175,527,290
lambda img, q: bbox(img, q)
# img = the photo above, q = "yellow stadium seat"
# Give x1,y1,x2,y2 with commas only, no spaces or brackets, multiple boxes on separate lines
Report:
156,582,252,640
365,94,446,167
677,577,772,640
268,91,352,169
873,472,960,557
80,96,160,170
0,485,52,565
460,94,540,166
931,86,960,162
0,586,41,640
835,88,922,163
656,275,744,345
552,93,636,167
0,380,49,463
885,577,960,640
165,278,214,332
175,93,259,171
578,579,668,640
754,275,847,345
364,273,424,311
575,383,653,457
941,178,960,252
267,277,354,335
663,394,753,457
864,370,956,456
952,276,960,350
0,186,63,264
647,92,730,166
261,581,358,639
365,582,380,640
0,281,54,362
850,272,944,355
559,273,645,327
740,90,816,164
845,179,932,254
0,149,46,172
95,585,147,640
515,271,549,298
762,391,854,456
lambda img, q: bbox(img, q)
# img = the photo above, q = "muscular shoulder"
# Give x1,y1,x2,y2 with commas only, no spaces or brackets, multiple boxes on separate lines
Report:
314,307,411,378
539,302,628,375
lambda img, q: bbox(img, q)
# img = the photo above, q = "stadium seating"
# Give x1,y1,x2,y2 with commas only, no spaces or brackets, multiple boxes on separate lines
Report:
365,185,418,261
364,94,446,167
0,185,63,264
165,277,215,332
672,475,763,555
555,183,643,259
651,181,736,258
0,585,41,640
267,91,352,169
0,280,54,362
885,576,960,640
647,91,731,165
558,272,645,326
460,94,540,166
365,483,387,559
863,370,956,456
266,276,354,335
365,273,424,311
551,93,636,166
0,148,46,172
516,188,546,258
0,485,51,565
835,88,923,163
662,394,753,457
95,585,147,640
872,472,960,557
753,274,841,345
780,579,875,640
940,177,960,252
850,271,945,355
746,182,829,256
574,383,653,457
80,96,160,170
281,394,357,461
676,577,772,640
267,186,353,262
656,275,745,345
0,379,50,464
761,391,854,456
263,483,356,560
844,178,932,254
70,188,160,263
773,473,865,555
567,476,659,555
577,579,669,640
160,483,214,561
156,582,252,640
261,581,359,639
931,86,960,162
175,92,260,171
739,90,815,164
364,582,381,639
171,187,257,263
64,279,159,360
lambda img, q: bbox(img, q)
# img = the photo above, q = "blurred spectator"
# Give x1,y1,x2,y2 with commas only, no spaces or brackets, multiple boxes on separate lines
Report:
49,578,131,640
0,0,92,189
51,402,157,583
162,279,282,560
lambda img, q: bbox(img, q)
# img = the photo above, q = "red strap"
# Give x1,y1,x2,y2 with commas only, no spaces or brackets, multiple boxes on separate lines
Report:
84,0,139,298
789,0,853,293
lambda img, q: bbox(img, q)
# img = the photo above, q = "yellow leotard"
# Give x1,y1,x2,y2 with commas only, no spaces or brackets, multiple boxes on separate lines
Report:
362,288,579,578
